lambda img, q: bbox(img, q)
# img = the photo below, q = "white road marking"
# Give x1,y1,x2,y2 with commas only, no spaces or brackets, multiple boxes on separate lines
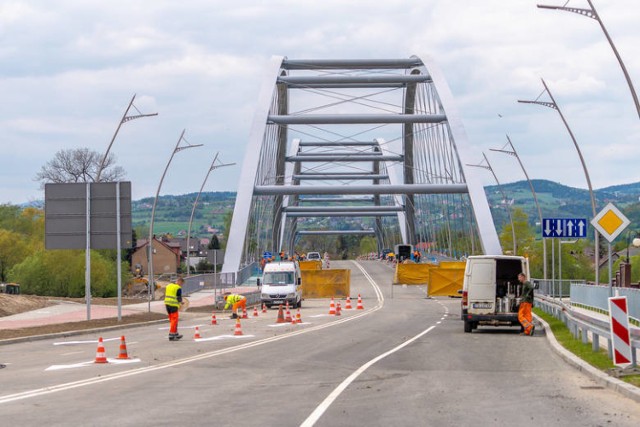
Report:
46,358,142,371
0,261,383,405
194,335,255,342
60,351,84,356
53,337,120,346
300,261,435,427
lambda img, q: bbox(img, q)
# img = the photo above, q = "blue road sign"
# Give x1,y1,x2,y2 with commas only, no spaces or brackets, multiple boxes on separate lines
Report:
542,218,588,238
263,251,272,259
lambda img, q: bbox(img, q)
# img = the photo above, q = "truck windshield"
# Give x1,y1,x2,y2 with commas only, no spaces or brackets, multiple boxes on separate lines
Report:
263,272,294,285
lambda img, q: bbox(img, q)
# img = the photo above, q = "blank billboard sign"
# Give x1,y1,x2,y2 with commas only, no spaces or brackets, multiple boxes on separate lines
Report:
45,182,133,250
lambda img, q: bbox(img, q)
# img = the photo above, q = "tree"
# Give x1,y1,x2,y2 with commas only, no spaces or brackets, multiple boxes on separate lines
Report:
0,230,30,282
35,148,125,186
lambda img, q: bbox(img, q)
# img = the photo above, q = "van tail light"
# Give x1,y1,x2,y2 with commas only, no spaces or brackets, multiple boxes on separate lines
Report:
462,290,468,307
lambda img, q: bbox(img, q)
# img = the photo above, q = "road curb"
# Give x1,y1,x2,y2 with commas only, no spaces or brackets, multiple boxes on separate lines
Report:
534,313,640,403
0,319,168,346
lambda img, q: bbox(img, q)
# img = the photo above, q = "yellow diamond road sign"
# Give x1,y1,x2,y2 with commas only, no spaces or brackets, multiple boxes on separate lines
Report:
591,202,630,243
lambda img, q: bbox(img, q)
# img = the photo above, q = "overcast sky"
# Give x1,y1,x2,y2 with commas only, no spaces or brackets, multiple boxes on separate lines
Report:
1,0,638,205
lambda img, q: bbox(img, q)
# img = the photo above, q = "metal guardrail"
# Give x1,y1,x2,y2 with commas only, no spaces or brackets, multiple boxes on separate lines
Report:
570,283,640,323
535,295,639,367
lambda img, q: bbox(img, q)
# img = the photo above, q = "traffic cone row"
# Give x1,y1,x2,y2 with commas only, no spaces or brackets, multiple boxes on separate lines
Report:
253,306,259,317
356,294,364,310
285,306,293,322
242,307,248,319
295,309,302,324
336,302,342,316
262,303,267,313
345,296,353,309
211,313,218,325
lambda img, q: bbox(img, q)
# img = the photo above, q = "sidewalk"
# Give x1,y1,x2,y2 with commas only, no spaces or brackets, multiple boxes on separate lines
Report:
0,286,257,331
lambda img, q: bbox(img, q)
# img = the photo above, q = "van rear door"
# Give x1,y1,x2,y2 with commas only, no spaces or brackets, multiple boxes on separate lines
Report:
467,259,496,314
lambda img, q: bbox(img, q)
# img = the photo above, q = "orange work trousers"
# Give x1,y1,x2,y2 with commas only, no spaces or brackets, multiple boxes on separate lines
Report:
167,310,179,334
518,302,533,335
232,298,247,314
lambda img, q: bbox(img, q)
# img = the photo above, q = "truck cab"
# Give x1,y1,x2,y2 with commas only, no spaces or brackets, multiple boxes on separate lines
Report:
258,261,302,308
461,255,530,333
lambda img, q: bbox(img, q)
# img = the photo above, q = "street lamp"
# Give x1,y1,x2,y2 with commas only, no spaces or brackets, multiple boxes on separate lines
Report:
186,153,235,276
490,135,547,280
148,130,203,307
96,94,158,182
537,1,640,120
518,78,600,285
467,153,517,255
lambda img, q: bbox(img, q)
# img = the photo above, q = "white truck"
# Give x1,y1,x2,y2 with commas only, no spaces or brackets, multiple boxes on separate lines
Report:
258,261,303,308
461,255,530,333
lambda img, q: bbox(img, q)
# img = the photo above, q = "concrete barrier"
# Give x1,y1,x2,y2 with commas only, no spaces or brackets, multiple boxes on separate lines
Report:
301,269,350,298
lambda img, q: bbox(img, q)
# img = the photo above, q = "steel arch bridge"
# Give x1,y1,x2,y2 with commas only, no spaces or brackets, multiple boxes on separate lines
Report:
221,55,501,273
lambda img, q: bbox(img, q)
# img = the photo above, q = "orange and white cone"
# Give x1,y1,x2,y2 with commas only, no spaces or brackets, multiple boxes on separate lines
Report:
336,302,342,316
194,326,202,340
94,337,108,364
211,313,218,325
116,336,130,359
233,318,244,336
345,296,353,309
276,304,285,323
329,297,336,315
242,307,248,319
253,306,259,317
262,303,267,313
295,309,302,324
285,306,293,323
356,294,364,310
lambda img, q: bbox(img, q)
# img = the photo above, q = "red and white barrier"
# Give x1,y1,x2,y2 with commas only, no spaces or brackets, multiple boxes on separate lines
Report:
608,296,632,368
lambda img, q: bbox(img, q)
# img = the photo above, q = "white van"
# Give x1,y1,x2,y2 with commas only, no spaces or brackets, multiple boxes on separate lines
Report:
461,255,530,333
258,261,303,308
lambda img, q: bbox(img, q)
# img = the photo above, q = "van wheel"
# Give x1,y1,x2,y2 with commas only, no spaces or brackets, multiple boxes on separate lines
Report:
298,298,302,308
464,320,472,333
472,322,478,330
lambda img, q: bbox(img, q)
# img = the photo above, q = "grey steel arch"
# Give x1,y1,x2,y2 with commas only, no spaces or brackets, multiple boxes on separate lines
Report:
222,55,501,273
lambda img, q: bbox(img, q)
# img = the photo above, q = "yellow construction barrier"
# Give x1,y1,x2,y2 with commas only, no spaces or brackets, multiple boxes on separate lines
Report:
299,260,322,270
301,269,350,298
438,261,466,270
428,267,464,297
393,263,432,285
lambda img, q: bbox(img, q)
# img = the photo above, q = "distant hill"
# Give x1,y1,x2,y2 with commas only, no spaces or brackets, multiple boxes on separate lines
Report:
129,180,640,237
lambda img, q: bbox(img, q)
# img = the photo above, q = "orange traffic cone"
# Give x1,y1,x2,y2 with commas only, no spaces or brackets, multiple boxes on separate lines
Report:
356,294,364,310
295,309,302,324
233,318,244,336
194,326,202,340
242,307,248,319
262,303,267,313
211,313,218,325
116,336,130,359
329,297,336,315
345,296,353,309
94,337,108,364
253,306,259,317
336,302,342,316
285,306,293,323
276,304,286,323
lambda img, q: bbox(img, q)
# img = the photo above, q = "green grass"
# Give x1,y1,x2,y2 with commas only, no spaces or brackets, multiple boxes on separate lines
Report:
534,308,640,388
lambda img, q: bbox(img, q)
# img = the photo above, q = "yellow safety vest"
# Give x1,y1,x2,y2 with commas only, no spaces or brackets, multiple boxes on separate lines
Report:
164,283,181,308
224,294,245,309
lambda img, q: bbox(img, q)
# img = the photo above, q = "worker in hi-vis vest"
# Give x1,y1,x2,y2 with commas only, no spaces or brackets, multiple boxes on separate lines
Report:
164,277,184,341
223,293,247,319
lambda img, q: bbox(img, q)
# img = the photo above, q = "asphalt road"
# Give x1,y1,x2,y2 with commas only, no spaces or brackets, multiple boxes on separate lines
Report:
1,260,639,426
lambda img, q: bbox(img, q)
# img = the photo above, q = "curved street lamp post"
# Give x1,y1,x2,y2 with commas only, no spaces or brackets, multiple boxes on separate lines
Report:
518,78,600,285
467,153,517,255
490,135,547,280
148,130,203,309
186,153,235,277
537,1,640,120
